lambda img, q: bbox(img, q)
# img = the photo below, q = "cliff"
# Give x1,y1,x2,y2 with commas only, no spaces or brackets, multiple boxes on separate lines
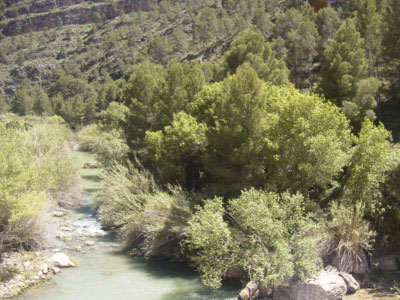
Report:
0,0,155,37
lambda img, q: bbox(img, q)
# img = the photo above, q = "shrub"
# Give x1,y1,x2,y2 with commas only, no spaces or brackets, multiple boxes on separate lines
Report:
186,189,322,289
0,117,77,252
77,124,102,151
323,201,375,274
97,164,193,259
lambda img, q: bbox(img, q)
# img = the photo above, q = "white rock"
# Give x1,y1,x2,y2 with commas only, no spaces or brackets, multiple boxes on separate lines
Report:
85,240,95,246
51,266,61,274
53,211,65,217
339,272,360,294
274,266,347,300
49,253,78,268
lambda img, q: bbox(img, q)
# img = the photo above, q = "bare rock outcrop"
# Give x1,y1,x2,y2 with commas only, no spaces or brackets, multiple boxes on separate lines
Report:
274,266,348,300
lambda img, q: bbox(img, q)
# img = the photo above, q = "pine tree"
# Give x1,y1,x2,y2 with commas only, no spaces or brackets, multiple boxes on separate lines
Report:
0,94,9,114
356,0,382,74
286,16,319,89
320,20,379,128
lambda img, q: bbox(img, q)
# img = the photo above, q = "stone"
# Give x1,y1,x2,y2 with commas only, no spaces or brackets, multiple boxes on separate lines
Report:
49,253,78,268
85,240,95,246
339,272,360,294
51,266,61,274
53,211,65,217
83,162,102,169
274,266,347,300
237,281,271,300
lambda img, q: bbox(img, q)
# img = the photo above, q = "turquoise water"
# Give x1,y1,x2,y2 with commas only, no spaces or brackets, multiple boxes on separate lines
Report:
17,150,237,300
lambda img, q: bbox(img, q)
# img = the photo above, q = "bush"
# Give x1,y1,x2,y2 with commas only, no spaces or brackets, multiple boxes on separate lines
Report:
97,164,193,259
77,124,102,151
322,201,375,274
186,189,322,289
0,117,77,252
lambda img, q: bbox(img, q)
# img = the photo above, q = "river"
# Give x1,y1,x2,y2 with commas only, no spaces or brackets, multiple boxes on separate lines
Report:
17,150,237,300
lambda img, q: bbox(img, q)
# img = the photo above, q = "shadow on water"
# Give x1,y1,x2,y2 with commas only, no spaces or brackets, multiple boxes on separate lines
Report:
83,188,100,194
81,175,102,182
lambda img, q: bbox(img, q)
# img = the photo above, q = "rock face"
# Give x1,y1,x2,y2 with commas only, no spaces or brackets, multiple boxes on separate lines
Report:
237,281,271,300
0,0,155,37
274,267,348,300
50,253,78,268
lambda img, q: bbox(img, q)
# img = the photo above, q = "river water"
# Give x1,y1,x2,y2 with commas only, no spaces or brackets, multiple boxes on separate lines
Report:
17,150,237,300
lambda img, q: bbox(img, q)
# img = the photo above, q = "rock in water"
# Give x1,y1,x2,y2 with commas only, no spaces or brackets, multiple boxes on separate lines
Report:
339,272,360,294
237,281,271,300
274,266,347,300
50,253,78,268
83,162,101,169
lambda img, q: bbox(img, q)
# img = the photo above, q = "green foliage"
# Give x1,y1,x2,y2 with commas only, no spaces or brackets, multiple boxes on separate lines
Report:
146,112,207,189
222,30,290,85
320,20,379,128
324,201,375,274
342,119,398,210
0,94,9,114
123,60,204,150
97,164,193,258
356,0,382,72
0,116,77,251
286,16,319,88
187,189,321,289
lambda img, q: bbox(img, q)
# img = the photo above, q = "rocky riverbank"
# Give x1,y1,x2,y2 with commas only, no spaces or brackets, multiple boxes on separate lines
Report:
0,205,106,299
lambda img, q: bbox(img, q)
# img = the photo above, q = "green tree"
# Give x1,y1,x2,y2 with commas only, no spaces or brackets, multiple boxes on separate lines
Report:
0,94,9,114
156,60,205,129
122,61,165,149
320,20,379,128
356,0,382,74
222,30,289,85
148,36,172,63
314,7,341,53
32,85,52,116
286,17,319,88
146,112,207,190
12,79,34,115
187,189,321,289
342,119,397,209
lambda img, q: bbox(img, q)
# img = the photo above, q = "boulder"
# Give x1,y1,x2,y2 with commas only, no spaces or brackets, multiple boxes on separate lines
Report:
274,266,347,300
53,211,65,217
83,162,101,169
49,253,78,268
238,281,271,300
339,272,359,294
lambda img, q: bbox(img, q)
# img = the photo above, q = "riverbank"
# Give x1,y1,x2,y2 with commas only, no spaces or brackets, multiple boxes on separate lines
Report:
3,148,399,300
8,149,237,300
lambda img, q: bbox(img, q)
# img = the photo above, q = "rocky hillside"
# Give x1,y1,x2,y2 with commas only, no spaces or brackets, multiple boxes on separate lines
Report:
0,0,155,36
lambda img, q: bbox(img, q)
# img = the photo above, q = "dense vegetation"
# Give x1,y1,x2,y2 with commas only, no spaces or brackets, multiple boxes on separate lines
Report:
1,0,400,293
0,115,77,253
